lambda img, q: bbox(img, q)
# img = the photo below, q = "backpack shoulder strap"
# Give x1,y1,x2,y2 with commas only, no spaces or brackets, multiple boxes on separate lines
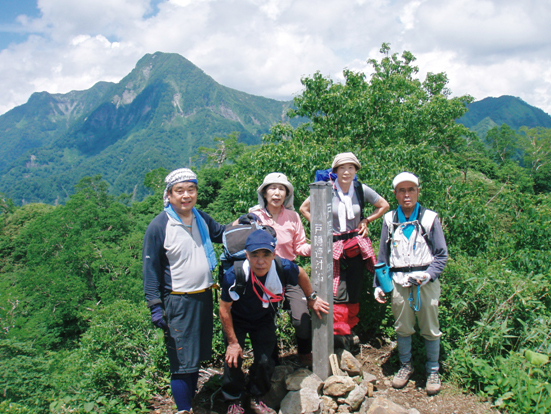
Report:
417,206,437,250
354,181,365,220
232,260,247,298
385,210,398,250
274,256,285,285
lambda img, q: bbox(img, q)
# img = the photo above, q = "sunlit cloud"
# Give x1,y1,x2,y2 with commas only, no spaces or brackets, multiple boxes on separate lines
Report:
0,0,550,116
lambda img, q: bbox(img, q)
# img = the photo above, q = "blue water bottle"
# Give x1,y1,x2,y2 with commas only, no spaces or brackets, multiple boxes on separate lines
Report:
374,262,393,293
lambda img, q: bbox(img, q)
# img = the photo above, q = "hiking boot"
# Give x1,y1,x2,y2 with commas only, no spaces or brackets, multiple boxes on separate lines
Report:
334,334,359,352
426,372,441,395
299,352,313,368
249,398,276,414
350,330,360,346
226,400,245,414
392,362,414,389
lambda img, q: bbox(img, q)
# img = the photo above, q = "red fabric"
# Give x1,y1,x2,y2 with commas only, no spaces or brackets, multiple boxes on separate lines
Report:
342,237,361,258
333,303,360,335
333,234,377,296
250,269,285,304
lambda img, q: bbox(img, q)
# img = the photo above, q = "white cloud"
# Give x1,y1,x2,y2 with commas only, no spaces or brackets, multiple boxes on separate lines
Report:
0,0,550,116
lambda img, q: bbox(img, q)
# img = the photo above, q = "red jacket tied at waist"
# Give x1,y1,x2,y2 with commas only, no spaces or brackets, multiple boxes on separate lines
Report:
333,234,376,296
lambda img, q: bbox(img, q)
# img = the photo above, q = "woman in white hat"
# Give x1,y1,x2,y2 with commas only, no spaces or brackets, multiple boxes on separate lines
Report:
248,172,313,366
300,153,389,348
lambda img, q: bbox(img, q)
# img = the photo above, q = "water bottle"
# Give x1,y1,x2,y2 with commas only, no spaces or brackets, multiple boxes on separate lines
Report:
374,262,393,293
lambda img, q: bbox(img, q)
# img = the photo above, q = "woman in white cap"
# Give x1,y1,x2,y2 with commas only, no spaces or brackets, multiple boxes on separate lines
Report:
248,172,313,366
300,152,389,348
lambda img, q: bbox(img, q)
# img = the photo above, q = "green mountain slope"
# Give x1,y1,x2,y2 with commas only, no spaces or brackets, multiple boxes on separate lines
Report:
0,82,113,172
0,52,296,204
457,95,551,137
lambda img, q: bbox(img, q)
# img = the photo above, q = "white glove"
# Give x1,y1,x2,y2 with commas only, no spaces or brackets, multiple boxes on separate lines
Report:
407,272,431,287
374,287,386,303
417,272,431,287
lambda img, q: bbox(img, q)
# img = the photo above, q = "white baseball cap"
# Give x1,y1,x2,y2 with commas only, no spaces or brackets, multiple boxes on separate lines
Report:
392,172,419,189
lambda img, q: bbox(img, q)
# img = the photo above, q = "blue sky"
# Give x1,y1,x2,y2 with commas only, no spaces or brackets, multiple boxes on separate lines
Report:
0,0,40,49
0,0,550,116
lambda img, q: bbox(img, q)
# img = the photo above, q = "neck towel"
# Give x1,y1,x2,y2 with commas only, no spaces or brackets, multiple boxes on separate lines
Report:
397,203,420,239
228,259,283,308
335,180,356,232
164,204,217,272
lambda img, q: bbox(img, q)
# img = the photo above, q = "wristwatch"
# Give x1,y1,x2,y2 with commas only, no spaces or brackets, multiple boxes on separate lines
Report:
307,291,317,301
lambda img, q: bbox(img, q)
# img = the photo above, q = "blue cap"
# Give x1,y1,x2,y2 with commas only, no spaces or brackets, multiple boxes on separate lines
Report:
245,229,276,253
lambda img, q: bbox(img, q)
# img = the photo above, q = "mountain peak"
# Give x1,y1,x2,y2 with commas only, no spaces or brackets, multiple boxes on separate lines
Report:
0,51,294,204
457,95,551,136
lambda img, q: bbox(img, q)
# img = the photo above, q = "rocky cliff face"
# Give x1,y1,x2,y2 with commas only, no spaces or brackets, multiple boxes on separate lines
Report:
0,52,295,204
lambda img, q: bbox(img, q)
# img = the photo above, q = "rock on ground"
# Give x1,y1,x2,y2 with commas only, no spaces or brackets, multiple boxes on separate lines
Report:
279,388,320,414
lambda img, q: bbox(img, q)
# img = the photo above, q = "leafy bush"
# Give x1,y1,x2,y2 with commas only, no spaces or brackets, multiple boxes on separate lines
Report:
451,350,551,413
48,300,168,413
0,340,57,410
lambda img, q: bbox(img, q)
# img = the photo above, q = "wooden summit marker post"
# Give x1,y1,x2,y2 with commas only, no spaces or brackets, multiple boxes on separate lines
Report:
309,181,334,380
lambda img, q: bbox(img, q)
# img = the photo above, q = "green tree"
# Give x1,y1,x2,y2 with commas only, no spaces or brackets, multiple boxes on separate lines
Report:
519,126,551,174
5,175,143,349
196,131,247,168
486,124,519,164
288,43,473,152
0,193,15,229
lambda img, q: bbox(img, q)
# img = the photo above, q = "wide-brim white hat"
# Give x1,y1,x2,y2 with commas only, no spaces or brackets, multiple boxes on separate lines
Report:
256,172,295,210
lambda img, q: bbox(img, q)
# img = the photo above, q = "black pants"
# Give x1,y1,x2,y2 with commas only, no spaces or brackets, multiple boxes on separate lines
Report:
222,313,276,400
334,255,365,304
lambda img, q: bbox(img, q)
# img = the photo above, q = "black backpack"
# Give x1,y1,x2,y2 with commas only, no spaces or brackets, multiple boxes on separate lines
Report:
219,221,285,298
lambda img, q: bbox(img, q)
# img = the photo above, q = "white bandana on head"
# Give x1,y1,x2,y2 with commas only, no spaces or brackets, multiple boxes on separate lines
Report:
163,168,197,207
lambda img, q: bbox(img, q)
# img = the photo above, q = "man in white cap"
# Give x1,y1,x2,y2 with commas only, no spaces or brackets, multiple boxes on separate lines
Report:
143,168,227,413
374,172,448,395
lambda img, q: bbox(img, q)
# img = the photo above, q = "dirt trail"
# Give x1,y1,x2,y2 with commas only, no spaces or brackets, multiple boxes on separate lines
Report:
149,340,499,414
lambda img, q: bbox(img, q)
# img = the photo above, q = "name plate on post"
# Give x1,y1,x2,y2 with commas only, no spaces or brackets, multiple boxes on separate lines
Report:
309,181,334,380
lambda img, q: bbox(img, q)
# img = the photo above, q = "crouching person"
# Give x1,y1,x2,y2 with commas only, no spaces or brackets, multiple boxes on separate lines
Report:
219,230,329,414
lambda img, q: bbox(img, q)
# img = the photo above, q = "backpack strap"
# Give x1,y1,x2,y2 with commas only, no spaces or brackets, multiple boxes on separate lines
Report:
230,257,286,299
417,206,437,252
274,256,285,285
231,260,248,298
332,181,365,221
385,210,398,251
385,207,437,252
354,181,365,220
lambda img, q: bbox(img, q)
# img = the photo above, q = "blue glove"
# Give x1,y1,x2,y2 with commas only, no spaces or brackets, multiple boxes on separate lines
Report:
238,213,260,224
150,305,168,330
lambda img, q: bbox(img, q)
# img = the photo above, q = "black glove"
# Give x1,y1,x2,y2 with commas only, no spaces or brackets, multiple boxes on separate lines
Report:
150,304,168,330
238,213,260,224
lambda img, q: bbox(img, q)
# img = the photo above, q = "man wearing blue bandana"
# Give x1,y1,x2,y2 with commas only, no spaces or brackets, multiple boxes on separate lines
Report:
374,172,448,396
143,168,227,414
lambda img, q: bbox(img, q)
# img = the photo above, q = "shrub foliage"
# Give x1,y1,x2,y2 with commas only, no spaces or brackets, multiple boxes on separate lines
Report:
1,44,550,412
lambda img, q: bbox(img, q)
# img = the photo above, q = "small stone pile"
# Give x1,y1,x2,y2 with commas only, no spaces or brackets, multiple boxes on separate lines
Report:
261,349,420,414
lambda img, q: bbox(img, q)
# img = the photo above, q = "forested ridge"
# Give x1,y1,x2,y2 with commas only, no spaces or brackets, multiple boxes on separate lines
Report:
0,52,299,206
1,44,550,413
